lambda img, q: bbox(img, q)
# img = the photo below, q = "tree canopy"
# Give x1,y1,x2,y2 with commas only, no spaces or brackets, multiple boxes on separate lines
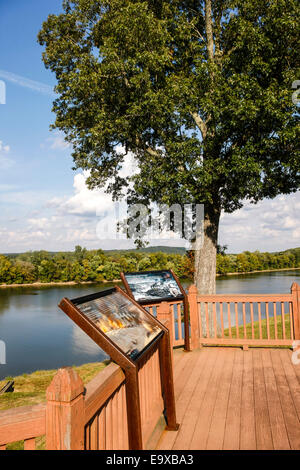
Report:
38,0,300,293
1,247,299,285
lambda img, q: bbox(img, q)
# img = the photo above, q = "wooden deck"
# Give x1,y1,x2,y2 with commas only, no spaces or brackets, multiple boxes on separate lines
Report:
156,347,300,450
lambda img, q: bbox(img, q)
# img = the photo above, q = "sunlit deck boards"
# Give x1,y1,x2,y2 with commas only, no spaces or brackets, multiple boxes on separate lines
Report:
156,347,300,450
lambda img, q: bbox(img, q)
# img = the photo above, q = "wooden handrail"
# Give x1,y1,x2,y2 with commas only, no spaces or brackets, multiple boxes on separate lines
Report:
84,363,125,424
197,294,293,302
0,403,46,446
189,283,300,348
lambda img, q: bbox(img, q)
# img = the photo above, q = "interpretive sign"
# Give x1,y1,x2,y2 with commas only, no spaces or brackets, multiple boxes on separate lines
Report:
59,287,162,361
121,270,184,305
58,285,178,450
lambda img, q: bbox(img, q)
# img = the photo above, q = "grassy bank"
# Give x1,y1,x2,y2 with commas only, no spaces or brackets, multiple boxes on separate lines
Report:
0,361,109,450
0,361,109,411
222,313,292,341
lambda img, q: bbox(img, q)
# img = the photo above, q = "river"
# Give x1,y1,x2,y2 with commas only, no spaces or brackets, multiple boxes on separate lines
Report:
0,269,299,379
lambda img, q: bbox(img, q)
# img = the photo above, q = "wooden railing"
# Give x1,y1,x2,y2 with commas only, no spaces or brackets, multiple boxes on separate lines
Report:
145,301,185,347
0,303,171,450
0,403,46,450
188,282,300,349
1,282,299,450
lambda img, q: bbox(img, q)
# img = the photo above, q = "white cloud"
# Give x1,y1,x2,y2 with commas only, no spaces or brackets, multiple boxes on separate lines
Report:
28,218,50,229
219,191,300,252
0,141,10,153
46,132,71,151
0,69,55,97
0,140,14,170
48,152,137,217
0,146,298,253
48,172,115,217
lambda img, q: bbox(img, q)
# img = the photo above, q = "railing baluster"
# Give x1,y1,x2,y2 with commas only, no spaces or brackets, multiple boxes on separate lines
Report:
281,302,286,340
220,303,224,337
205,303,210,338
213,302,217,338
289,302,294,340
177,304,182,341
106,400,113,450
90,413,98,450
250,303,254,339
235,302,239,339
98,407,106,450
85,422,90,450
242,302,247,339
258,302,262,339
198,302,203,340
227,303,232,338
273,302,278,340
112,390,119,450
266,303,270,340
24,438,36,450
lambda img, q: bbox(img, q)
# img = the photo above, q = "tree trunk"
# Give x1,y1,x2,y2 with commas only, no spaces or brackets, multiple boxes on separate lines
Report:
193,204,221,337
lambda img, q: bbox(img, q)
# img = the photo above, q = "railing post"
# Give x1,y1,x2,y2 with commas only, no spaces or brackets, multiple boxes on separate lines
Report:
188,285,200,350
46,368,85,450
157,302,174,350
291,282,300,340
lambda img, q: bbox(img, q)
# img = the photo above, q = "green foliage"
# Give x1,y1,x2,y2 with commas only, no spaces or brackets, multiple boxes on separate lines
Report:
0,246,299,284
38,0,299,213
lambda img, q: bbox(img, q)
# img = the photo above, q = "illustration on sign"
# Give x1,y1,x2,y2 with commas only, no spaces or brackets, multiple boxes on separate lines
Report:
124,270,183,303
77,290,161,359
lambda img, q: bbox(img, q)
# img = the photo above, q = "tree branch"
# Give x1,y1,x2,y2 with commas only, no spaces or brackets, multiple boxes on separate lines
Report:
135,136,161,158
205,0,214,62
189,111,207,139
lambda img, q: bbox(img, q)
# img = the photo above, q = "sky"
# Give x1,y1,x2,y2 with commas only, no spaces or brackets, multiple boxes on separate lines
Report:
0,0,299,255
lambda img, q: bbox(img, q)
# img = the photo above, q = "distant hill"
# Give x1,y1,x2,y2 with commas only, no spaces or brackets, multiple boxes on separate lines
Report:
3,245,187,258
103,245,187,255
3,246,299,258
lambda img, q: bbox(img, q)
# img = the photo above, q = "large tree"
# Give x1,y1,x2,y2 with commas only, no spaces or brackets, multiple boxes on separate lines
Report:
39,0,299,295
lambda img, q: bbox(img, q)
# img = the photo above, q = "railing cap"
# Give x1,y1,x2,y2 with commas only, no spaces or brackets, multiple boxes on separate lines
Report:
46,367,84,402
188,284,198,295
291,282,300,293
157,301,171,314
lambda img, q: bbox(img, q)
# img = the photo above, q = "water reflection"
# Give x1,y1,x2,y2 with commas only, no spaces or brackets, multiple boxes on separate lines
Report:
71,325,108,357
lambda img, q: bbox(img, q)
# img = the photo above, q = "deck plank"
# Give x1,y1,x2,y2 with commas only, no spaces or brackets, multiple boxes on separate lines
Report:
171,349,219,450
155,347,300,451
279,349,300,420
222,350,243,450
157,350,206,450
271,350,300,450
240,350,256,450
252,349,273,450
189,350,226,450
206,349,235,450
261,349,290,449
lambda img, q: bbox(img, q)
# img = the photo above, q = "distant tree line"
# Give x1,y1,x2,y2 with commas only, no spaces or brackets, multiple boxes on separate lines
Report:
0,246,299,285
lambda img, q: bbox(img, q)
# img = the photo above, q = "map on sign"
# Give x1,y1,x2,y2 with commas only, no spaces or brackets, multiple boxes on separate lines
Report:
74,290,162,360
124,270,183,304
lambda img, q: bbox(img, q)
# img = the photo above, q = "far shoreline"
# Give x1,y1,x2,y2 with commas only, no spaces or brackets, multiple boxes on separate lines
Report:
0,267,299,289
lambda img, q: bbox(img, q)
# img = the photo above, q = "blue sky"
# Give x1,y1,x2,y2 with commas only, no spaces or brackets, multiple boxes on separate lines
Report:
0,1,299,254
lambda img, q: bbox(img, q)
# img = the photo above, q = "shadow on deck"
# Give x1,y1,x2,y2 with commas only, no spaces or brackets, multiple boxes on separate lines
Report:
156,347,300,450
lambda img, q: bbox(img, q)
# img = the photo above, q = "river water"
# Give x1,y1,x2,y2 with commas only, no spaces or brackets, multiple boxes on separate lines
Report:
0,269,299,379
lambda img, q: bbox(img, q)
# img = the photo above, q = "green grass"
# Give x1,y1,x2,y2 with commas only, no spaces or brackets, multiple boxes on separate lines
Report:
0,361,109,450
222,313,292,341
